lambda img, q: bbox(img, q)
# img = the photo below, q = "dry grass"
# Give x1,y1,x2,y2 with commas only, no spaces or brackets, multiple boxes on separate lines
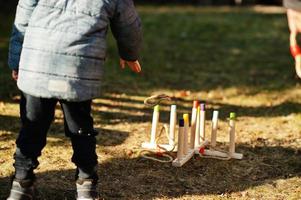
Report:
1,5,301,200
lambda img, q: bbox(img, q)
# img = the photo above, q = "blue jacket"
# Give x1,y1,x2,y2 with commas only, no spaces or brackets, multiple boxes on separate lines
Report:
8,0,142,101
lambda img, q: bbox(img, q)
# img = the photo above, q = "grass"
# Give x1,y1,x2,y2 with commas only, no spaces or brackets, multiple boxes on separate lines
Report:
1,5,301,200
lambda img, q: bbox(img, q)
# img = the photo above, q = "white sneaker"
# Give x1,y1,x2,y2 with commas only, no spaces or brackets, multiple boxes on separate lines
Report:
7,179,35,200
76,179,98,200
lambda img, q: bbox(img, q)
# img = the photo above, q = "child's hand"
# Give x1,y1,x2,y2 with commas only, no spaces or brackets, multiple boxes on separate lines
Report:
12,70,18,81
120,59,141,73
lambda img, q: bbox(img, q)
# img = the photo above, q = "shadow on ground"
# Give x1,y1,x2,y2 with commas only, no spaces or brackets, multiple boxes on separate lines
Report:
0,143,300,200
1,95,301,133
93,95,301,124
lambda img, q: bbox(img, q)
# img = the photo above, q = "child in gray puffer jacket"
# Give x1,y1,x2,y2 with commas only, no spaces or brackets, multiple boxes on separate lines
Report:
7,0,142,199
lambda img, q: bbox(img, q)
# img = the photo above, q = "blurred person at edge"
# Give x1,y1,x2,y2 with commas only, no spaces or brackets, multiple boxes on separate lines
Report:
284,0,301,78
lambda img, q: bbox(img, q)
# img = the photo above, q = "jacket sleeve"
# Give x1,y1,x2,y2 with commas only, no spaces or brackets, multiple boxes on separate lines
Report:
283,0,301,10
110,0,142,61
8,0,39,70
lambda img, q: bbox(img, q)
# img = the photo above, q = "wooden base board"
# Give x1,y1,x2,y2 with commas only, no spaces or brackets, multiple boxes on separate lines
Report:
172,149,195,167
199,149,243,160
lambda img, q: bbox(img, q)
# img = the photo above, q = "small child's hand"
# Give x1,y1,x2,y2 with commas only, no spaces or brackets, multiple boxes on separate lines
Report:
12,70,18,81
120,59,141,73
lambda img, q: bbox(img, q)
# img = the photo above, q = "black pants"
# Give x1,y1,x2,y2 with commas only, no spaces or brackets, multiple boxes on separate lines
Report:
14,93,98,180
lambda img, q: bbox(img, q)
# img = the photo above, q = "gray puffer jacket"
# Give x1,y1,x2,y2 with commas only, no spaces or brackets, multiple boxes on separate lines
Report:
284,0,301,10
8,0,142,101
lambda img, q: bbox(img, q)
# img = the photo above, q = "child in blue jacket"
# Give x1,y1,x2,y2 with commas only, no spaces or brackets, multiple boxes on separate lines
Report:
7,0,142,199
